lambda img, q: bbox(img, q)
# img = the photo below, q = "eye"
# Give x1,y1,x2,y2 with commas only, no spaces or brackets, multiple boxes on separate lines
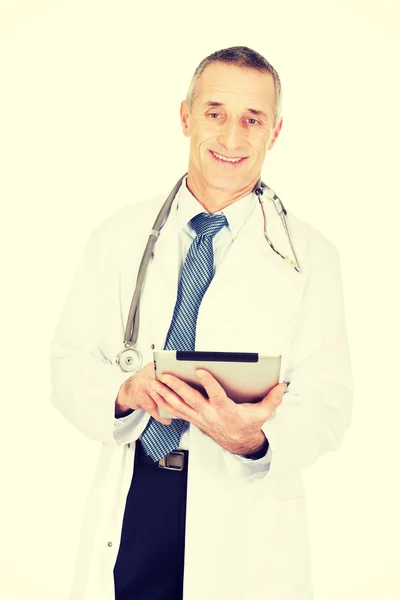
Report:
246,117,260,126
208,112,222,119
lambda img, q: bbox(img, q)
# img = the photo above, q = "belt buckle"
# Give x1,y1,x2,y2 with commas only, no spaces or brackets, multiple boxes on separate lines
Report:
158,451,185,471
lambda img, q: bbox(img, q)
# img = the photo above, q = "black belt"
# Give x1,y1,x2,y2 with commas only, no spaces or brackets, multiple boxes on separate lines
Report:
135,440,189,472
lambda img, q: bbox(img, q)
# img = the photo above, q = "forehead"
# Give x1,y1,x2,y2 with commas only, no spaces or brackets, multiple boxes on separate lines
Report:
196,62,276,113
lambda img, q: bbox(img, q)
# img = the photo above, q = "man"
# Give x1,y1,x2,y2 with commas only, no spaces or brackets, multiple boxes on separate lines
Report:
50,46,353,600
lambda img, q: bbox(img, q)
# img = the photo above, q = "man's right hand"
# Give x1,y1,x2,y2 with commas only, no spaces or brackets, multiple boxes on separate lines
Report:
115,362,172,425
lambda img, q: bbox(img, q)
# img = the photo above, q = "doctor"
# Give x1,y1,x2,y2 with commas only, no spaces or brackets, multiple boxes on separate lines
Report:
50,46,353,600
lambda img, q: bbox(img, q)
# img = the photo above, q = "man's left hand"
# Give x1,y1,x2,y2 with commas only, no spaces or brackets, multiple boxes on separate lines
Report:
149,370,286,455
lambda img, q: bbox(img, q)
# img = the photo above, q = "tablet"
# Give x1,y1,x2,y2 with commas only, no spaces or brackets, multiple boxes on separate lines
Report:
153,350,281,419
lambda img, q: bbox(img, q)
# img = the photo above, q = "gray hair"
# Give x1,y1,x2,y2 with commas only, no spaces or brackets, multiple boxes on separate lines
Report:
186,46,282,126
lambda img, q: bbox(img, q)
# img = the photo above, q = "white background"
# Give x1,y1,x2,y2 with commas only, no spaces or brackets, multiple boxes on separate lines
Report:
1,1,399,598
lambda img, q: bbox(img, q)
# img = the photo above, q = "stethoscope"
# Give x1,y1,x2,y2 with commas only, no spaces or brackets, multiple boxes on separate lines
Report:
116,173,301,373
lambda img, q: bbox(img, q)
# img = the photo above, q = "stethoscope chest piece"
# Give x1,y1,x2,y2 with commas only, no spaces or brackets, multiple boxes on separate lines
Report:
116,344,143,373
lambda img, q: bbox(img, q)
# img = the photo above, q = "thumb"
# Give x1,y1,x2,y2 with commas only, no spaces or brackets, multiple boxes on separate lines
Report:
262,382,287,408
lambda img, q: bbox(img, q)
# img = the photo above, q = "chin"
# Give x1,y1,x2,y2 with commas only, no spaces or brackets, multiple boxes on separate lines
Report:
207,173,246,192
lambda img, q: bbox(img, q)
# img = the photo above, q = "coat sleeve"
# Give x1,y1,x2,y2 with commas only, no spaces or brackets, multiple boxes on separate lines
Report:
262,245,353,476
49,223,151,445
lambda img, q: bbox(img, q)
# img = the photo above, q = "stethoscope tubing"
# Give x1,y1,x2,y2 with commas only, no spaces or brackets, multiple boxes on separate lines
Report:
123,174,187,347
256,183,301,272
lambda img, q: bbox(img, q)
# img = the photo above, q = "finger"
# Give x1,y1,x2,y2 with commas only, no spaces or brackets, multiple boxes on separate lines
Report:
150,386,189,421
152,382,189,416
158,375,205,413
195,369,227,405
146,393,172,425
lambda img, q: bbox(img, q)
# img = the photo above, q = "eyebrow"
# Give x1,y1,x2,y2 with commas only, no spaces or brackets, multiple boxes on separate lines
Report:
204,101,268,119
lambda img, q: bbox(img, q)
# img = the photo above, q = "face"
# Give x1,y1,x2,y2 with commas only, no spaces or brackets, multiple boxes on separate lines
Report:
180,62,282,195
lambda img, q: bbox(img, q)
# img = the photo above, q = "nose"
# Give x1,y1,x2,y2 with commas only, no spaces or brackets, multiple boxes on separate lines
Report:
216,119,243,152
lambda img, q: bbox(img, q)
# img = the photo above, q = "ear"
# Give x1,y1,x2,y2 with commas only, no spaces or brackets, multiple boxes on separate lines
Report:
180,100,191,138
267,118,283,150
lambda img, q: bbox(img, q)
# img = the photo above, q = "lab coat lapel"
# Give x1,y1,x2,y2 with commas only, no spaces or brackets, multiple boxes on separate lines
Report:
196,197,304,353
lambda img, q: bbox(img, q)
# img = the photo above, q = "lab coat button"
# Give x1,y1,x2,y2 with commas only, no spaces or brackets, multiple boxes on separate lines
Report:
107,542,113,547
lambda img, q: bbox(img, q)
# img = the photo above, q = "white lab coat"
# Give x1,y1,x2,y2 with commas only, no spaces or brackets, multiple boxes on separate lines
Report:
50,186,353,600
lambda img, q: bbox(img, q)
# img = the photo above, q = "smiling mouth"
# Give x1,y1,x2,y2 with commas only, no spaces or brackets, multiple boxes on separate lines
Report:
210,150,247,165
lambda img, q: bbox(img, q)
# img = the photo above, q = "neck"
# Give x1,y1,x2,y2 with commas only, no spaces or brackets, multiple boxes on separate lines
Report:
186,172,259,213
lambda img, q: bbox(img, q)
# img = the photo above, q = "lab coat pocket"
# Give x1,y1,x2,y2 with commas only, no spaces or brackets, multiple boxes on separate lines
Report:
271,471,306,501
247,493,312,593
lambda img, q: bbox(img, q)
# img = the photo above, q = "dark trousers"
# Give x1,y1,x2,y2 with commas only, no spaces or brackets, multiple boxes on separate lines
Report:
114,442,189,600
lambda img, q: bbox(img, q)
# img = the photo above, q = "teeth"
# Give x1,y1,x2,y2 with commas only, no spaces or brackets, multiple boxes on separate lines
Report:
212,151,242,163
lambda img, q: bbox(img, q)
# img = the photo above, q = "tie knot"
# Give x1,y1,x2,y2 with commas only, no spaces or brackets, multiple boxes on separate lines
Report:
190,212,228,238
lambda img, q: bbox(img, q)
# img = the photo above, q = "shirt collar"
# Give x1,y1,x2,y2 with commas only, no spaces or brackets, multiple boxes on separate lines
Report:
176,176,256,240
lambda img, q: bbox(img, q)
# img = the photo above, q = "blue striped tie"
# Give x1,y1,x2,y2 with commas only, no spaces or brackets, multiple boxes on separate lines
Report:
140,212,228,461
